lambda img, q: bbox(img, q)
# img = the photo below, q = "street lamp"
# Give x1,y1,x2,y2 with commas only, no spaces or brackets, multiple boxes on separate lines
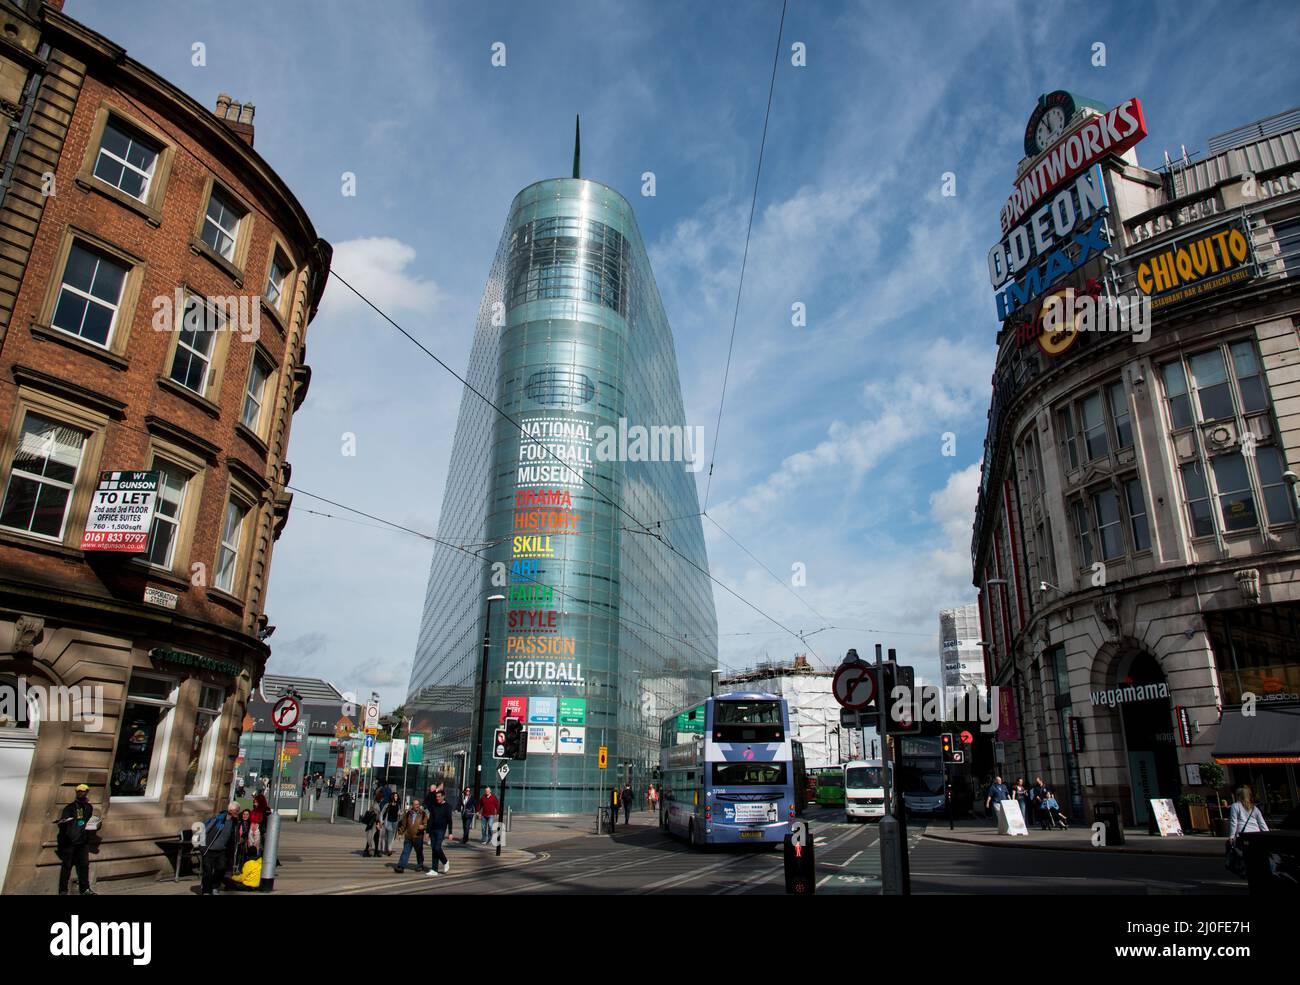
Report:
469,593,506,802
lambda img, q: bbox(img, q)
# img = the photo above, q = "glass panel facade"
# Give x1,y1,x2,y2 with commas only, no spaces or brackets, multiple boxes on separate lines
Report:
406,179,717,813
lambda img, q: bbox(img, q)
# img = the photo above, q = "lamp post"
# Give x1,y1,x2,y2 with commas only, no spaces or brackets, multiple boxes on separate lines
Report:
469,594,506,803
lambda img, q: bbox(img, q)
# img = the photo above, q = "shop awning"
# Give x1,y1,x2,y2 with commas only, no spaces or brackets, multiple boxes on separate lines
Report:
1213,704,1300,764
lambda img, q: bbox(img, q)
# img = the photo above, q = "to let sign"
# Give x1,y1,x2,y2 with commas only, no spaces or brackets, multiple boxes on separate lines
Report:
81,471,158,552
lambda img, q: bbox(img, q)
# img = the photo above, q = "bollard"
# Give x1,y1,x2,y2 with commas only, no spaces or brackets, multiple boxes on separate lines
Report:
879,814,903,895
329,794,336,824
260,813,282,891
173,829,184,882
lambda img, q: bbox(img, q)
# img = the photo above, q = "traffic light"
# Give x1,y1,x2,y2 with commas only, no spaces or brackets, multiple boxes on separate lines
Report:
881,661,921,735
503,717,527,761
941,732,954,761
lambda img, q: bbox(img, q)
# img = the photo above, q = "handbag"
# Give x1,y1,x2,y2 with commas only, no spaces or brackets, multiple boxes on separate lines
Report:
1224,807,1258,876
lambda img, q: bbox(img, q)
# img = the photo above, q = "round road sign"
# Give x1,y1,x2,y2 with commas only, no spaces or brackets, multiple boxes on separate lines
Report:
272,695,301,731
833,663,876,710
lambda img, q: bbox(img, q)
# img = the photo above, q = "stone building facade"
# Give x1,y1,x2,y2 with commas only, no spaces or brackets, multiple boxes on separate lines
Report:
972,94,1300,827
0,0,328,892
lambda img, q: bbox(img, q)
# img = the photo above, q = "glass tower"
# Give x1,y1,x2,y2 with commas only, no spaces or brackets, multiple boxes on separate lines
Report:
407,177,717,813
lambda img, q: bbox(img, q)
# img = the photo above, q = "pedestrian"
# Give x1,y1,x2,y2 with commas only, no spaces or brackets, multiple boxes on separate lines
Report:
1029,776,1046,826
459,786,477,844
1041,788,1067,830
1228,786,1268,837
54,783,96,896
984,774,1009,823
361,801,380,856
381,796,401,855
479,786,500,843
199,801,240,894
622,783,634,826
250,783,269,838
1012,778,1029,823
426,788,454,876
393,799,428,873
610,784,620,828
234,808,259,868
376,781,391,812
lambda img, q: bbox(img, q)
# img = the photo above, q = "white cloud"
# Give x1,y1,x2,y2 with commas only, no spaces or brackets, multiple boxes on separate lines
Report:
320,237,441,316
928,461,982,580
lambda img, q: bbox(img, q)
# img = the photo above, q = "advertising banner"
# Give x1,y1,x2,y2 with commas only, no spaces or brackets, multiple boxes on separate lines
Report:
557,725,585,755
407,734,424,765
528,696,558,725
390,738,406,768
558,697,586,726
997,688,1020,742
1151,798,1184,837
500,696,528,723
81,471,158,552
527,725,557,755
374,742,389,769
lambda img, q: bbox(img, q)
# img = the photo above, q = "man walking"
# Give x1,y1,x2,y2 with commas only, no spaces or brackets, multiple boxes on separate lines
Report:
200,801,240,894
54,784,96,896
393,798,428,873
1029,776,1046,827
426,789,454,875
622,783,633,826
479,786,500,843
984,775,1010,824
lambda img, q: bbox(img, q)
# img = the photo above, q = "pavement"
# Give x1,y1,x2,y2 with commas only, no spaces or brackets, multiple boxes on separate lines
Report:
924,817,1224,856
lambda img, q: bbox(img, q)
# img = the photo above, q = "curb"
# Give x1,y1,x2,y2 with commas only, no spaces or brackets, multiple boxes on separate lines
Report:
923,830,1224,859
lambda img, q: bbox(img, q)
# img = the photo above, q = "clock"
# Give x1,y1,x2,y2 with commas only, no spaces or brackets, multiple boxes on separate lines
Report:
1024,90,1078,157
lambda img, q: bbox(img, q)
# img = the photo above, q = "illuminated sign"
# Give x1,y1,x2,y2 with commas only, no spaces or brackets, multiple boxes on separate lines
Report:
1000,97,1146,234
989,165,1108,290
1134,221,1253,310
996,215,1109,320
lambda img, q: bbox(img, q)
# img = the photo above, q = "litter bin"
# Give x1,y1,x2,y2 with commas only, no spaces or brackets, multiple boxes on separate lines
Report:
1239,830,1300,896
1093,801,1125,846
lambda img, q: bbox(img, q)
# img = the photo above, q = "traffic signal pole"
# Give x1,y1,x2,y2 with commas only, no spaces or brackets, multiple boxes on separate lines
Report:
875,644,903,895
888,647,911,895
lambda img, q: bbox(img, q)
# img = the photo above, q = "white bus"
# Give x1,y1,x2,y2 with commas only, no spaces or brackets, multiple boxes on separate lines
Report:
843,759,889,823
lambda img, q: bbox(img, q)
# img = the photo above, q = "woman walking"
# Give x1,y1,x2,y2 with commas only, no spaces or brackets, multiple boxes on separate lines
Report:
459,787,477,844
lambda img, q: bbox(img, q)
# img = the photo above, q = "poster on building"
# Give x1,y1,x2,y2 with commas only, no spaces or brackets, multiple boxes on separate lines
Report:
528,696,558,725
374,742,389,769
1135,220,1253,311
407,734,424,765
80,471,158,552
1151,798,1184,837
997,688,1020,741
500,696,528,723
557,725,585,755
558,697,586,726
527,725,557,755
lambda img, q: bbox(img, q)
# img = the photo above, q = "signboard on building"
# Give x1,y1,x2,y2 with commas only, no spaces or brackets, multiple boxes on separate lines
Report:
1134,219,1254,311
527,725,557,755
557,725,585,755
81,471,158,552
558,698,586,726
407,734,424,764
997,688,1020,741
143,585,178,609
528,696,558,725
500,696,528,723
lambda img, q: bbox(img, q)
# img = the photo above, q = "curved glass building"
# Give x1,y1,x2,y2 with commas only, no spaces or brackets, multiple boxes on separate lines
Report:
407,177,717,813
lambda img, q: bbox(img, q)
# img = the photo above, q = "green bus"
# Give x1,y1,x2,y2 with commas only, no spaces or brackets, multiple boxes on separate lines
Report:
813,769,845,807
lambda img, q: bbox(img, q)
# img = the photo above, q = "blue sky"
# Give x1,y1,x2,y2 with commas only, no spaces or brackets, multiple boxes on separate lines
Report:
70,0,1300,702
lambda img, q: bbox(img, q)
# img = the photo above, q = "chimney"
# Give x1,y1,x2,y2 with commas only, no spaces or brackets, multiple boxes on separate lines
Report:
213,92,255,147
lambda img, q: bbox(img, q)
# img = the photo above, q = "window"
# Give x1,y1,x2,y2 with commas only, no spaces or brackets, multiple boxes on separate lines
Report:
201,188,242,261
1230,342,1267,413
1072,499,1094,567
215,498,248,593
0,413,87,539
168,296,221,394
1108,382,1133,450
265,251,290,309
1021,432,1042,496
1213,453,1257,532
110,675,177,799
144,461,189,568
242,355,272,432
1058,408,1079,470
1093,488,1125,560
1125,477,1151,552
1080,391,1110,461
1189,348,1235,421
1180,461,1215,537
1256,446,1296,525
1161,361,1194,429
93,118,158,201
185,685,225,797
50,243,128,347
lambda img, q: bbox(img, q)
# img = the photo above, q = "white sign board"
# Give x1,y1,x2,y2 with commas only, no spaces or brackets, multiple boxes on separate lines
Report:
390,738,405,768
527,724,557,755
997,800,1028,836
1151,798,1184,837
557,725,585,756
364,703,380,730
143,585,178,609
81,471,158,552
497,762,510,780
1183,763,1202,787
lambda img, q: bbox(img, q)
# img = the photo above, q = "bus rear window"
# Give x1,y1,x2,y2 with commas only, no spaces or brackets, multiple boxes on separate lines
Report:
712,763,787,786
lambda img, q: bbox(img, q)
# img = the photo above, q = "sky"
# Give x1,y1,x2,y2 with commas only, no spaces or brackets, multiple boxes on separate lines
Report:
69,0,1300,705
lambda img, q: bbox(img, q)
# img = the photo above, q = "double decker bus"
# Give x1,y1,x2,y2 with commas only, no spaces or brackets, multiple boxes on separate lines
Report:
658,692,798,848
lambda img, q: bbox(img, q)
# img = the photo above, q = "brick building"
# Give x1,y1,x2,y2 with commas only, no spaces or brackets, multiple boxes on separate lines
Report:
0,0,329,892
